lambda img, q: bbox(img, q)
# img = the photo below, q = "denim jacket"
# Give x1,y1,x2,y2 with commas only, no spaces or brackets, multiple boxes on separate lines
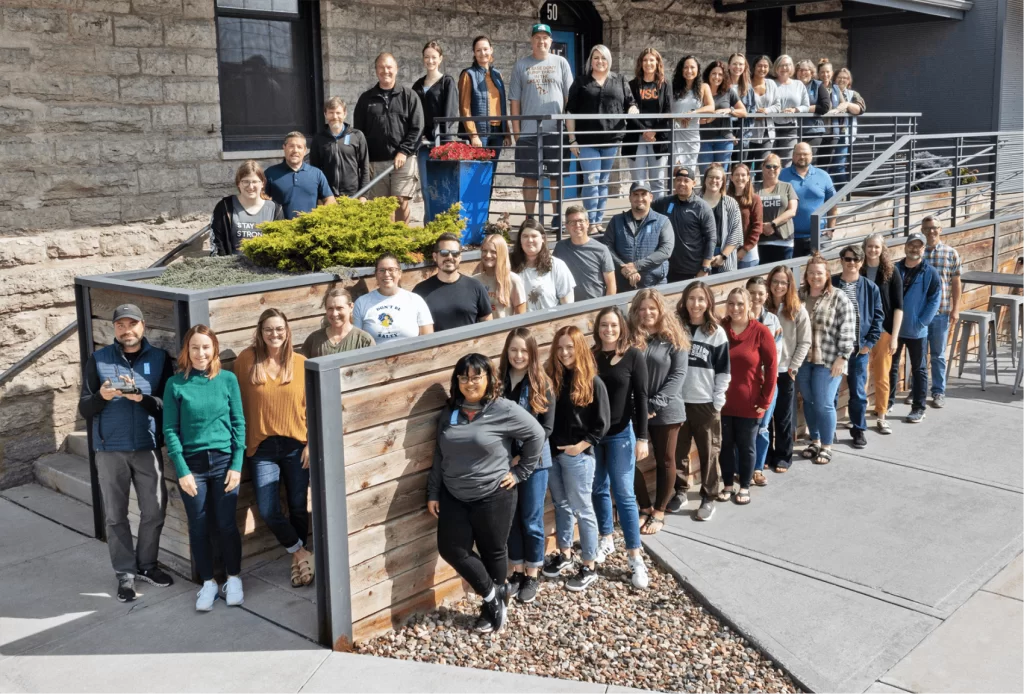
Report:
832,275,884,351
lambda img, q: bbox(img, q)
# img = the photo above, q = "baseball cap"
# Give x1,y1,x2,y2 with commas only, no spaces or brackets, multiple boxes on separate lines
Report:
906,232,927,246
532,23,552,35
673,164,694,179
630,180,652,194
112,304,144,322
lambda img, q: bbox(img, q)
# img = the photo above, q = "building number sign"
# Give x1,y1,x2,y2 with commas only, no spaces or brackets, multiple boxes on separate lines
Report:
541,0,560,23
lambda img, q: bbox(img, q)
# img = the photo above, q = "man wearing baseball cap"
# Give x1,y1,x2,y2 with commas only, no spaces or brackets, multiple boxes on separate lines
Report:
79,304,176,602
600,180,674,290
887,232,941,423
508,22,574,229
652,164,717,281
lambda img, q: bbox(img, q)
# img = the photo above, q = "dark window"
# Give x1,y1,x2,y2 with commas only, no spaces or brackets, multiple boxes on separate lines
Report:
215,0,322,152
746,8,782,65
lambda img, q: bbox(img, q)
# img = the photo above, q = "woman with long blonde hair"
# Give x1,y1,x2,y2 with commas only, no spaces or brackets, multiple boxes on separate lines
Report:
764,266,810,472
861,233,902,434
163,324,246,611
542,325,609,592
235,309,315,588
474,233,526,317
629,289,689,534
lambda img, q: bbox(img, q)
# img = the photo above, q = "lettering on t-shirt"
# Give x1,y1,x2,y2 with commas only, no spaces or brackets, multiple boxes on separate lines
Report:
690,342,711,365
638,86,660,101
525,63,559,96
235,222,264,240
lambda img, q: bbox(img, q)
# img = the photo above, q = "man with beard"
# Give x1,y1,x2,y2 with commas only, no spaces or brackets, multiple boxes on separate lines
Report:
413,233,493,331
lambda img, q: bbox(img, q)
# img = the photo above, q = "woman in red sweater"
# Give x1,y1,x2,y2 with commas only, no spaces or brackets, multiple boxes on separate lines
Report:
728,164,763,269
720,287,777,505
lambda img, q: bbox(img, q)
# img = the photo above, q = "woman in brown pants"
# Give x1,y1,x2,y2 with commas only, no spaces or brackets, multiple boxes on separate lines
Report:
629,289,690,535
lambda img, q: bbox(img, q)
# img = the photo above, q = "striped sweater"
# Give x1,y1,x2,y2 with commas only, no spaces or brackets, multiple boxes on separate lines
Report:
682,323,731,411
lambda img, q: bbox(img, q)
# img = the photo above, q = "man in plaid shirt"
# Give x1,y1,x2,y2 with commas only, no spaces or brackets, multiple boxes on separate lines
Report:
921,217,962,408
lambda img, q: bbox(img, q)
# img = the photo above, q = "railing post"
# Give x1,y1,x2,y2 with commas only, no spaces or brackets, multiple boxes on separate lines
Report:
556,118,565,241
74,282,105,542
845,117,853,184
669,117,678,188
904,136,915,235
951,137,961,227
810,212,821,253
989,133,999,220
536,120,545,229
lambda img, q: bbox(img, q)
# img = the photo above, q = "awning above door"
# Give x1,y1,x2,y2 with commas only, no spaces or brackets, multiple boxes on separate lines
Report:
712,0,971,23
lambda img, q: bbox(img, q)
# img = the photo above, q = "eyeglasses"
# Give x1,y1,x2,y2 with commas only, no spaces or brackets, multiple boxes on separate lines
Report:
841,256,859,263
437,249,461,258
567,218,588,226
457,374,486,385
262,327,287,335
376,267,401,275
763,164,780,170
770,279,789,287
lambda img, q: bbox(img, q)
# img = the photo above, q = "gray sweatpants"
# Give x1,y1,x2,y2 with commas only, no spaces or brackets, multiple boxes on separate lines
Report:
95,449,167,576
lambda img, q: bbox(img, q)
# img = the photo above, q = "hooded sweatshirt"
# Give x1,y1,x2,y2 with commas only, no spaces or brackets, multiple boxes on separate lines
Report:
682,323,731,410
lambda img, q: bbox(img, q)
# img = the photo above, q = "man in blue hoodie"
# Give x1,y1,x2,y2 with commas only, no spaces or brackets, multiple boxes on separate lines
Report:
888,233,941,423
833,245,884,448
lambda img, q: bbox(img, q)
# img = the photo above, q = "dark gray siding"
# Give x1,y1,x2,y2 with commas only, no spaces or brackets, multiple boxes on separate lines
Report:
850,1,1000,134
999,0,1023,131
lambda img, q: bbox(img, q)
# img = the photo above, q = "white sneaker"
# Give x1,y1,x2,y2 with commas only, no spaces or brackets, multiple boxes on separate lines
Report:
629,555,649,589
195,580,218,612
595,536,615,564
222,575,244,606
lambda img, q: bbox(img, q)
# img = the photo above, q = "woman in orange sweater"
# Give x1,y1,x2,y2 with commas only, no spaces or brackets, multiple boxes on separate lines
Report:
235,308,313,587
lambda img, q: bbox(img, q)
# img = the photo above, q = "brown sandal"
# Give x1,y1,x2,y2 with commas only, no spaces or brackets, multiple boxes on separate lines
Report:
753,471,768,486
291,554,315,587
641,514,665,535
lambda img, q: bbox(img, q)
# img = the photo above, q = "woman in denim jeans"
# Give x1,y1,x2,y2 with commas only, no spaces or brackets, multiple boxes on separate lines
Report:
163,325,246,612
591,307,651,589
236,309,315,588
498,328,554,605
542,326,610,593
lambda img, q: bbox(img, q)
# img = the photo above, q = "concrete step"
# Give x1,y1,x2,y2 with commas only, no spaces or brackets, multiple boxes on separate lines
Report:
0,482,94,536
33,452,92,507
64,430,89,459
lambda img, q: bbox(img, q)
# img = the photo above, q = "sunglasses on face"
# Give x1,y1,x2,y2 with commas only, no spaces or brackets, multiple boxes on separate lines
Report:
841,256,859,262
763,164,780,170
437,249,462,258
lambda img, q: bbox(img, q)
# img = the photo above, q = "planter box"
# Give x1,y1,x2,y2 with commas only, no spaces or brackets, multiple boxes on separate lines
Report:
422,159,494,246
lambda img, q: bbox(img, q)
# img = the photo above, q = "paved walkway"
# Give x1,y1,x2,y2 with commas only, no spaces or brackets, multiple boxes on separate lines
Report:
642,364,1024,693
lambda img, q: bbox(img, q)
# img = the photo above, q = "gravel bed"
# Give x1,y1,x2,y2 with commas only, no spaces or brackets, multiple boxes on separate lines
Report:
356,536,799,693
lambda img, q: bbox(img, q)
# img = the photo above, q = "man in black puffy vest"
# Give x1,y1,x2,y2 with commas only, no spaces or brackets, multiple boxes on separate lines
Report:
78,304,175,602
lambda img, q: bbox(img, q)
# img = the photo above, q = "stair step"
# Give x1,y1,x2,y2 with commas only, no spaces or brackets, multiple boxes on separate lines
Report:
0,483,94,536
65,431,89,460
34,452,92,507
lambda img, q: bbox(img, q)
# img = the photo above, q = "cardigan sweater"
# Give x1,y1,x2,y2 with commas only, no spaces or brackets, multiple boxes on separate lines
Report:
738,194,764,252
234,348,307,457
163,370,246,478
722,319,778,418
772,304,812,374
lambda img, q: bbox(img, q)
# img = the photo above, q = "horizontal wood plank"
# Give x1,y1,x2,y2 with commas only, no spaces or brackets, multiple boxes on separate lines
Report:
348,509,437,567
343,412,440,466
351,555,457,622
93,320,178,354
347,470,431,534
207,283,334,334
350,532,441,595
352,575,466,643
89,288,177,331
345,441,435,494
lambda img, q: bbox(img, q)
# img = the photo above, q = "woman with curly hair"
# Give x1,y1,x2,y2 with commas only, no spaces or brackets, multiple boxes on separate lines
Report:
862,232,903,434
629,288,689,535
510,219,575,311
623,48,673,198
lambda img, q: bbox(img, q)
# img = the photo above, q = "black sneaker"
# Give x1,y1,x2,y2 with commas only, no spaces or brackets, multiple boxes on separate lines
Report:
906,409,926,423
137,566,174,587
542,552,572,578
517,575,539,604
474,604,494,633
851,429,868,449
116,574,136,603
506,571,525,600
565,565,598,592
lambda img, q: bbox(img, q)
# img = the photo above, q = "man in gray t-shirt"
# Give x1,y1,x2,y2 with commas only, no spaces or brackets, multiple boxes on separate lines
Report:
553,205,616,301
509,23,573,227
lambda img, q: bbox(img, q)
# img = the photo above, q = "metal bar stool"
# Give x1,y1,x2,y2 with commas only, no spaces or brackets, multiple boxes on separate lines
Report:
1013,342,1024,395
987,294,1024,369
946,310,1000,390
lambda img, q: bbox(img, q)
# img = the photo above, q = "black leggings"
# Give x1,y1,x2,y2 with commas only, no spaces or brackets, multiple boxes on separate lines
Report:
436,484,517,597
720,415,759,489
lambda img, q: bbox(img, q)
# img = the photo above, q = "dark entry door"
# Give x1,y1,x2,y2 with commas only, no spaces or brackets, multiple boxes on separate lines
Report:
539,0,603,78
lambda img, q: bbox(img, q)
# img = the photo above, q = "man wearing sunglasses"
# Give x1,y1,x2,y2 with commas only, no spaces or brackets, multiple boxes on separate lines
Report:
414,233,493,331
653,165,716,281
831,245,883,448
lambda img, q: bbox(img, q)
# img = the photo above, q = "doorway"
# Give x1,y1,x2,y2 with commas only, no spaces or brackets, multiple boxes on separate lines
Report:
538,0,603,78
746,7,782,64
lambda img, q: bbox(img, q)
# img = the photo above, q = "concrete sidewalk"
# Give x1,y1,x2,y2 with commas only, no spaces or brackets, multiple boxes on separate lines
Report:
642,365,1024,693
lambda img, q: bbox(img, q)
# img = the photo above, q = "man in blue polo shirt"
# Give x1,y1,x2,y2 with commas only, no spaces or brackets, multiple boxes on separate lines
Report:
265,131,336,218
779,142,836,257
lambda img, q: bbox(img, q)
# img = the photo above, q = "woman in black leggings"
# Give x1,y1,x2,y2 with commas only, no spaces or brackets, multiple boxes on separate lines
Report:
426,353,545,633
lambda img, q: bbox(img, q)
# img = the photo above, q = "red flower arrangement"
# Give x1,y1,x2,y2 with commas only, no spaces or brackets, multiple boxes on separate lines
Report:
429,142,497,161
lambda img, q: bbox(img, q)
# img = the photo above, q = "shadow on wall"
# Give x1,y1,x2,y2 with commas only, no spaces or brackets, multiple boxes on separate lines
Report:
0,373,78,490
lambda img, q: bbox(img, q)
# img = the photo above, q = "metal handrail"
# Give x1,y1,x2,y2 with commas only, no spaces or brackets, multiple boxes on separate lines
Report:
0,223,212,389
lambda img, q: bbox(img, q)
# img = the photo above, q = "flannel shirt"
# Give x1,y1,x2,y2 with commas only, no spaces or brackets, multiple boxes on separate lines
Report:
923,242,961,315
800,286,858,375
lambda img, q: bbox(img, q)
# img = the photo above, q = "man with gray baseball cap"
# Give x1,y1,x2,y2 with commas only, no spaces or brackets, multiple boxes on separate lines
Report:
79,304,176,602
600,180,674,290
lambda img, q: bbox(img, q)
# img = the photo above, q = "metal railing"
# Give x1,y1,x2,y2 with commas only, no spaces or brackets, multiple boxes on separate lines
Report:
809,131,1024,253
431,111,919,238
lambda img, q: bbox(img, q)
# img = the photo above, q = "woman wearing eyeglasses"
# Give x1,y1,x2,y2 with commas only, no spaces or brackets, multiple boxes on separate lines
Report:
236,309,314,588
352,252,434,342
427,354,545,633
755,153,798,264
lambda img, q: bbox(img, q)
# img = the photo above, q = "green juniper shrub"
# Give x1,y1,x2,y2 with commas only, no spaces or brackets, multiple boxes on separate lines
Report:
242,197,466,272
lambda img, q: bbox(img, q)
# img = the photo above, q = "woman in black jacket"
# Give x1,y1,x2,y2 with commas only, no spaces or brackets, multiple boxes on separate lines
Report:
498,328,555,605
211,160,284,256
413,41,460,145
622,48,673,199
426,353,544,634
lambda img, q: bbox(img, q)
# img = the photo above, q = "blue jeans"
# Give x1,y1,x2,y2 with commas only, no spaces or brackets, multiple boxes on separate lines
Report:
699,137,734,172
480,132,505,158
845,351,870,432
578,145,617,224
927,313,951,396
630,144,667,198
507,465,549,568
796,363,843,444
548,451,599,562
178,450,241,581
250,436,309,553
591,424,641,551
831,144,849,185
754,385,778,471
738,257,760,269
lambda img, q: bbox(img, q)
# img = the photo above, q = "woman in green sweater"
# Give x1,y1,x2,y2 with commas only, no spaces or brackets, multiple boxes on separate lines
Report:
163,324,246,612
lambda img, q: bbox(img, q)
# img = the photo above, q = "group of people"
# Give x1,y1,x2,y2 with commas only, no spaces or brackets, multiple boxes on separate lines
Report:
208,23,864,257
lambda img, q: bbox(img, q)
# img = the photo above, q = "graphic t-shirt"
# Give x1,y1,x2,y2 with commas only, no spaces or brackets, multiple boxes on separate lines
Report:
508,54,574,135
352,289,433,343
230,196,277,247
519,258,576,311
412,274,492,332
473,271,526,318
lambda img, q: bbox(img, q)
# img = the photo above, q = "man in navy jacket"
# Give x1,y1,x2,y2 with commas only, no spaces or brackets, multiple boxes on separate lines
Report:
833,244,884,448
888,233,941,423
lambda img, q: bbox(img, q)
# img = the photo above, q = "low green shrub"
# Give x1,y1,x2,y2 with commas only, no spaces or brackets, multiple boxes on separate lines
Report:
242,197,466,272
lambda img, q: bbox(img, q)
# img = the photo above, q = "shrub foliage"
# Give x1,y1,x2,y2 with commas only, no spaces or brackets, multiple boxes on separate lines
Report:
242,197,466,272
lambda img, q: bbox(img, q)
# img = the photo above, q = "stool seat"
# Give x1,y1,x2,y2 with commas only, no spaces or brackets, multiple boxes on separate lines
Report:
987,294,1024,370
947,310,1000,390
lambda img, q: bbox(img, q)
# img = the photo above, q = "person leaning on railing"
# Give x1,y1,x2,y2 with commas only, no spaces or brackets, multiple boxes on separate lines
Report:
302,287,375,356
623,48,673,199
796,60,831,151
211,160,285,256
727,53,756,170
764,266,810,472
457,35,511,153
669,55,715,177
700,163,743,273
861,233,903,435
755,153,798,263
728,163,763,269
825,67,865,186
163,324,246,612
748,55,780,170
236,309,315,588
697,60,746,172
769,55,809,163
426,354,545,634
